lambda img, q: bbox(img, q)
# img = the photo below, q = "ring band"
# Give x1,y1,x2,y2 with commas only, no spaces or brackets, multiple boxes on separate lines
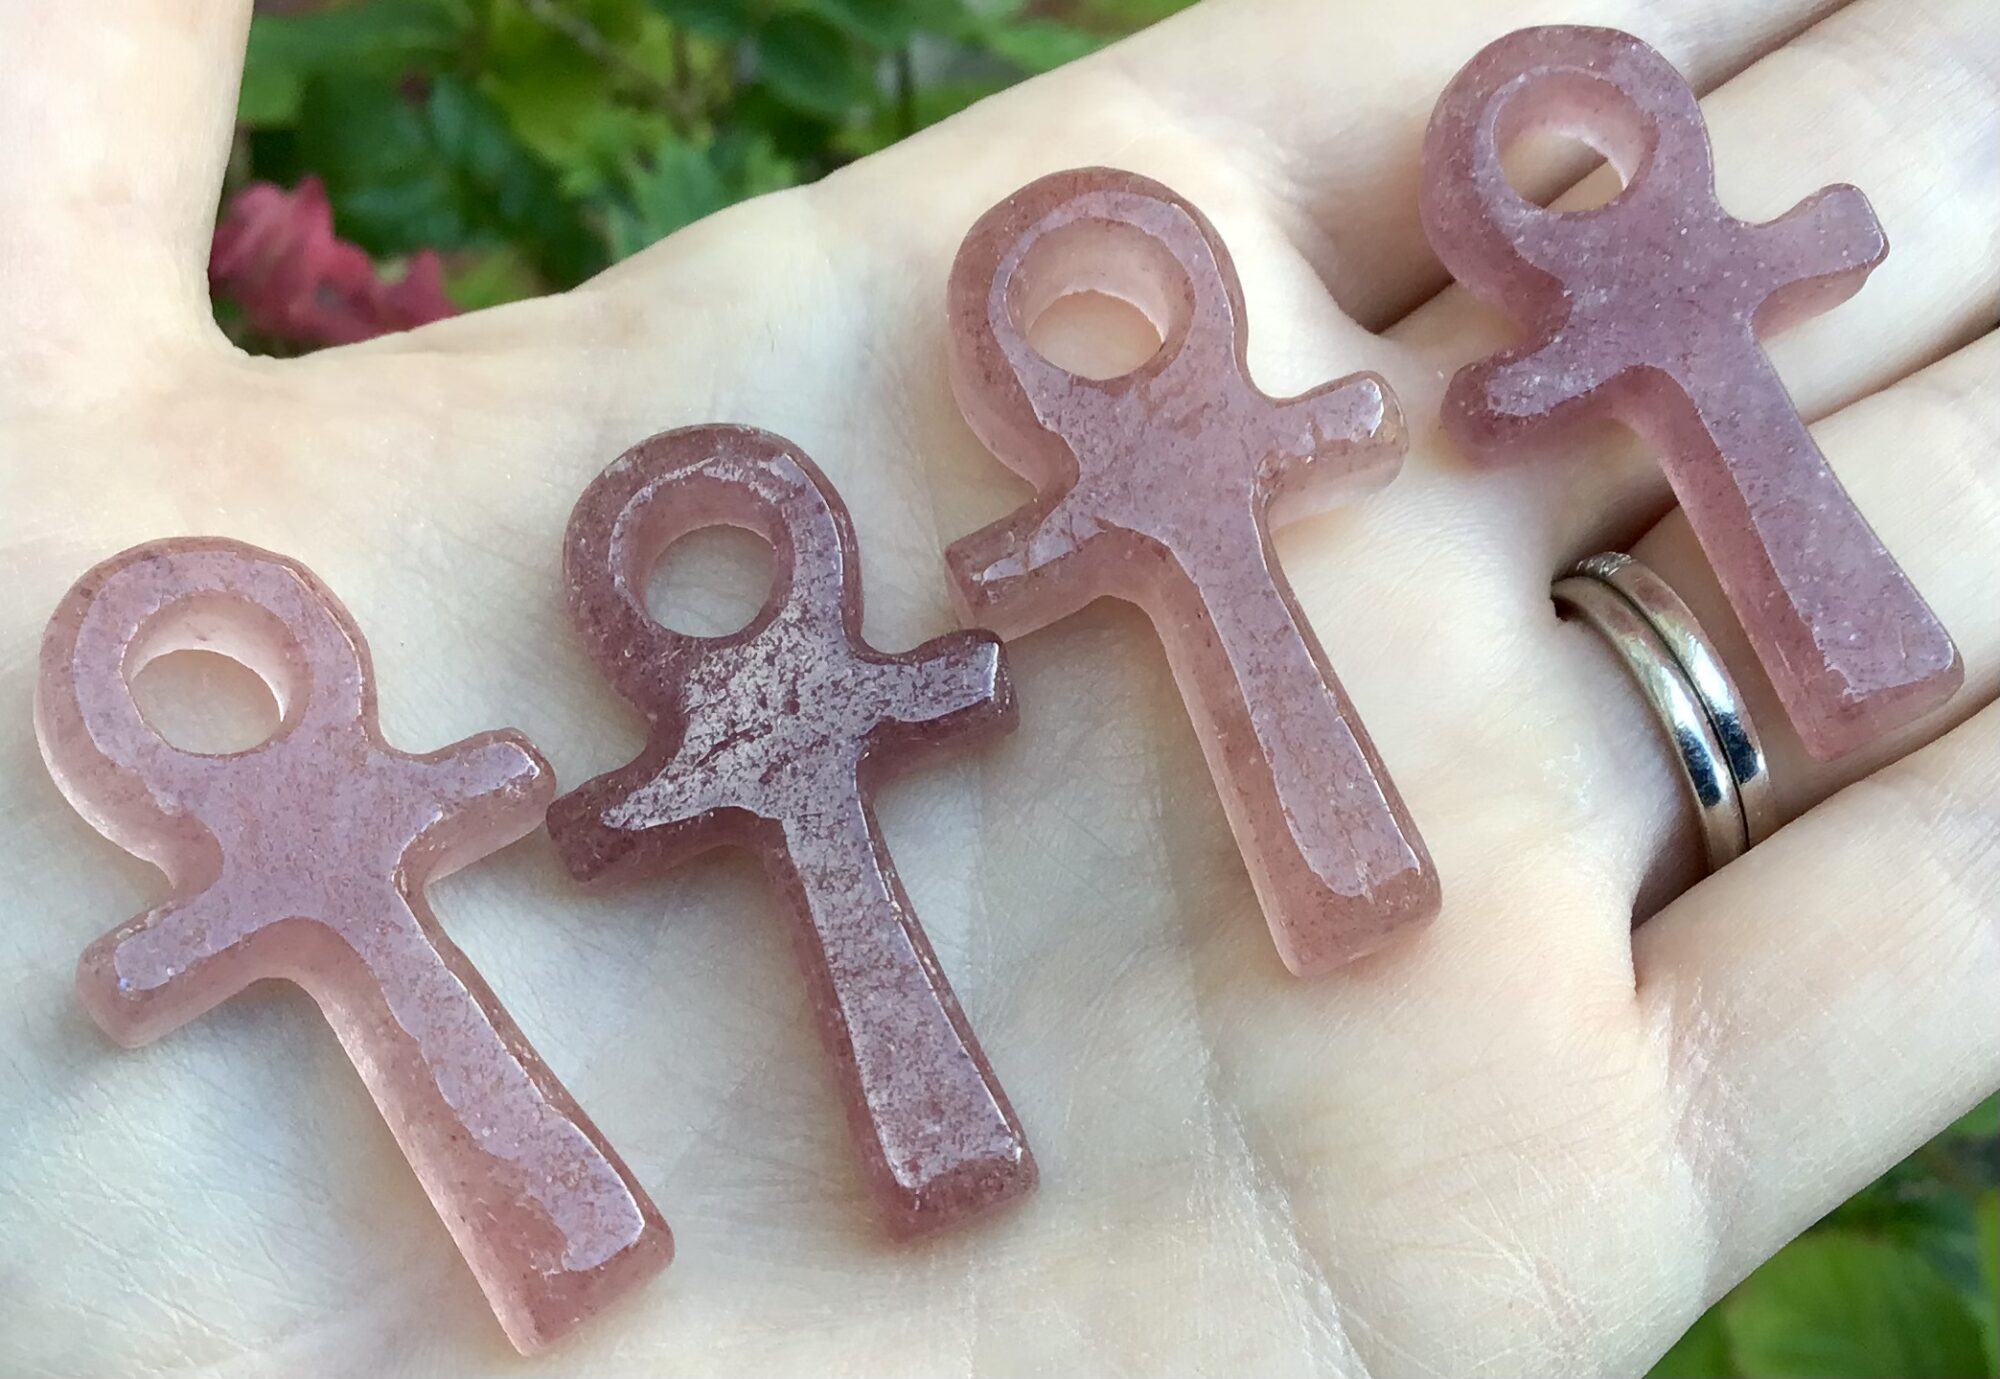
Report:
1574,554,1776,847
1553,552,1773,871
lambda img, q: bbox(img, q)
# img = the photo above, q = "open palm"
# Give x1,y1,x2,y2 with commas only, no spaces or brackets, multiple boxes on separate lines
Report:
3,0,1997,1373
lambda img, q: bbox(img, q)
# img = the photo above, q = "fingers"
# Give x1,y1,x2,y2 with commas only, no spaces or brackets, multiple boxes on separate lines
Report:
1631,327,2000,1287
0,0,253,372
798,0,1853,424
1393,0,2000,563
1098,0,1846,328
1632,693,2000,1293
1630,328,2000,830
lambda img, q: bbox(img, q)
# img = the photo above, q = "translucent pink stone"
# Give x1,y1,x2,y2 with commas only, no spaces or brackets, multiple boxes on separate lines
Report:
944,167,1439,977
1421,25,1960,761
546,425,1035,1234
35,540,671,1355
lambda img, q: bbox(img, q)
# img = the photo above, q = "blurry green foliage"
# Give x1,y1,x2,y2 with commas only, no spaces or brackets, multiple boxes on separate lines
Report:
230,0,1192,307
230,8,2000,1373
1652,1095,2000,1378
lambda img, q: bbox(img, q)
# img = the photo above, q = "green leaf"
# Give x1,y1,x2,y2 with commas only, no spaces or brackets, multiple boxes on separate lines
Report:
237,61,306,129
1649,1306,1739,1379
1723,1233,1989,1378
477,33,614,167
976,18,1105,73
612,7,696,86
606,129,796,258
1978,1190,1999,1377
1949,1096,2000,1143
246,0,459,72
428,76,604,280
1817,1119,1996,1305
807,0,959,47
293,77,457,246
725,82,841,165
1069,0,1193,28
545,105,680,200
1823,1167,1983,1277
712,127,801,200
294,74,602,284
607,134,727,258
646,0,760,41
834,75,1005,157
476,4,723,193
755,13,874,118
443,245,545,311
239,0,459,126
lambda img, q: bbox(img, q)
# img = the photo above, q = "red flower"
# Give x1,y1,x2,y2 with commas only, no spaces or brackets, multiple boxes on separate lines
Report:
210,177,457,348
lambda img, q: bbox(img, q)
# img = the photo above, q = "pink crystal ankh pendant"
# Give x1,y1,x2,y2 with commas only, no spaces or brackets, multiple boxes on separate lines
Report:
1422,25,1960,760
35,539,671,1354
546,425,1035,1234
945,167,1439,977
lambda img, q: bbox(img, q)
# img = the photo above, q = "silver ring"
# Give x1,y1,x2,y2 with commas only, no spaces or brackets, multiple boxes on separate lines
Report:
1553,552,1773,872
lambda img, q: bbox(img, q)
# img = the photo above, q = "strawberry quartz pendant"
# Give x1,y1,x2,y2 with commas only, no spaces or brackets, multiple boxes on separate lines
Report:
36,539,670,1354
1421,25,1958,759
546,425,1035,1235
944,167,1439,977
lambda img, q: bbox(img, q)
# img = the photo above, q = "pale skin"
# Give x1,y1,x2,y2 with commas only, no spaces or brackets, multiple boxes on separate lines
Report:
2,0,1996,1373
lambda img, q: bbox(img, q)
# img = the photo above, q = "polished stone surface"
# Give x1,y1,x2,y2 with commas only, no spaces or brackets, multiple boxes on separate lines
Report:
1421,24,1960,760
36,538,670,1354
547,425,1034,1234
946,167,1438,976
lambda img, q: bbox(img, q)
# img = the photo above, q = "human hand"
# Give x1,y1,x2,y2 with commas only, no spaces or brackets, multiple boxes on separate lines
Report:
2,0,1995,1373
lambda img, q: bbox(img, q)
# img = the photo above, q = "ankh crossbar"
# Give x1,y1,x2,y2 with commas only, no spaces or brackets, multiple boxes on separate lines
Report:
546,426,1035,1234
945,167,1441,976
1421,25,1959,760
36,539,670,1353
